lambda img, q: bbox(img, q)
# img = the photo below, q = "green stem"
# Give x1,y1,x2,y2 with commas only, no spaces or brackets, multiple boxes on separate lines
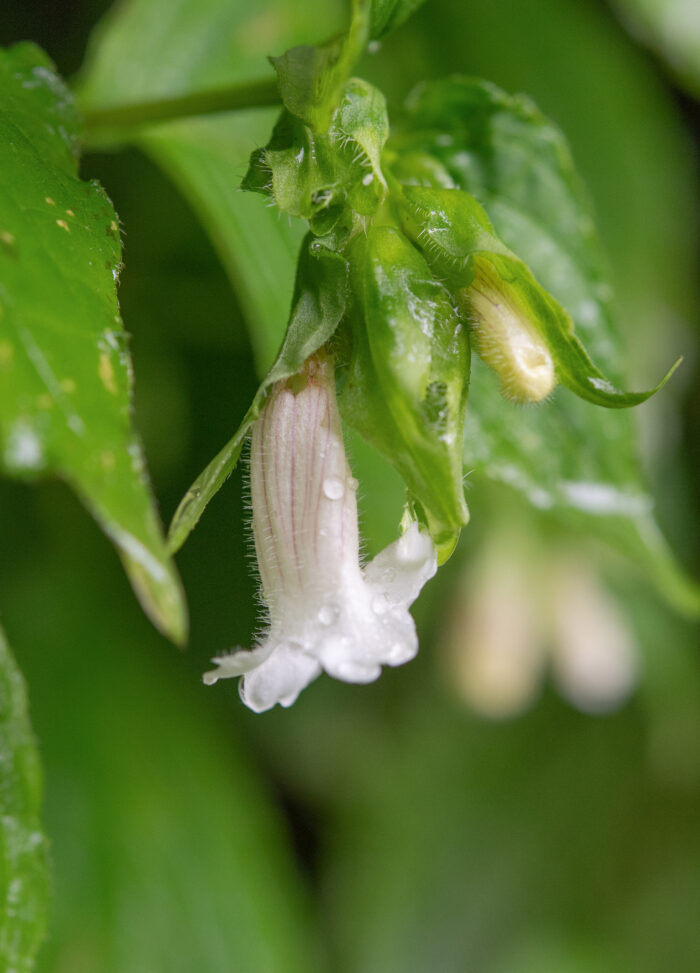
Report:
82,77,281,138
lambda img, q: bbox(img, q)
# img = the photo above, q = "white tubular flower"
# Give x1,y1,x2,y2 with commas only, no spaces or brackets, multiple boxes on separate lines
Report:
204,355,437,713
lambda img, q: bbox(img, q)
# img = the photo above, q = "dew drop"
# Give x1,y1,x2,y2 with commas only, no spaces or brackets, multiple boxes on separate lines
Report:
318,604,339,626
323,476,345,500
381,567,396,584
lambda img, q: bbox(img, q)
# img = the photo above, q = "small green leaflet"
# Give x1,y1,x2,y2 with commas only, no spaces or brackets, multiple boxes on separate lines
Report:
0,626,49,973
0,44,186,642
389,77,699,613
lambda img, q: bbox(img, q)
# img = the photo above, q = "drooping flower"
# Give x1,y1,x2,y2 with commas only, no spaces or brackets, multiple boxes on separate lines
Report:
204,354,437,712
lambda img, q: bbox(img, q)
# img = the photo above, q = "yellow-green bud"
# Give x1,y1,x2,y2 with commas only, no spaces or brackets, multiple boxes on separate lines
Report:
463,259,555,404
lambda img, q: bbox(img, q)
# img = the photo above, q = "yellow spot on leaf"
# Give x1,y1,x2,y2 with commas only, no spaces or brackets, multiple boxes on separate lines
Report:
101,450,116,470
45,197,56,205
98,352,118,395
56,219,70,232
60,378,76,394
37,393,53,409
1,230,15,245
66,209,75,217
110,221,119,233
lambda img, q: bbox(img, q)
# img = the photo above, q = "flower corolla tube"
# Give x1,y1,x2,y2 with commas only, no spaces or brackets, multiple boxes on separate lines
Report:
204,355,437,712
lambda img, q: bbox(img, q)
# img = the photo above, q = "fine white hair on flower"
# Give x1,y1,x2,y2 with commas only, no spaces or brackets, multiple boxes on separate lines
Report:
203,353,437,712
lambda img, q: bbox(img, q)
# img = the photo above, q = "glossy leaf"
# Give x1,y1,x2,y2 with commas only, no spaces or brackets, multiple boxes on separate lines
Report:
339,225,470,561
0,626,48,972
0,43,186,642
389,77,698,612
167,236,349,552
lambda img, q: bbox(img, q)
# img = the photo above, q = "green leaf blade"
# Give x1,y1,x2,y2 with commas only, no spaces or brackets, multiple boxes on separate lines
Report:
0,44,186,642
0,626,49,973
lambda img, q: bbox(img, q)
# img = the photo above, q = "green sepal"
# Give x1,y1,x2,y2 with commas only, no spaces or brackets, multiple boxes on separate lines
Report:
167,235,349,553
397,184,679,408
242,78,389,235
338,225,470,562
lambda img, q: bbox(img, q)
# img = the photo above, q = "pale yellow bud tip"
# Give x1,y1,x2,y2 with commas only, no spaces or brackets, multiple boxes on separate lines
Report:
464,261,555,404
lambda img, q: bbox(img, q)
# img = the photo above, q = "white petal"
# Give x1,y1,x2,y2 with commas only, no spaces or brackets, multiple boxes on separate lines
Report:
239,641,321,713
202,644,274,685
364,522,437,606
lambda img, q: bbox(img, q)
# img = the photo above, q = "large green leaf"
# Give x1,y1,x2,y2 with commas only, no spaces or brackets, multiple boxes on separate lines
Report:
0,626,48,973
0,43,186,642
389,77,699,613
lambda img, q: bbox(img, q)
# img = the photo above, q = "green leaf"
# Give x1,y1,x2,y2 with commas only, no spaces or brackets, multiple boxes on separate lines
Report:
0,44,186,642
369,0,429,39
0,626,49,973
396,183,677,407
339,225,470,561
167,236,349,552
389,77,698,612
611,0,700,100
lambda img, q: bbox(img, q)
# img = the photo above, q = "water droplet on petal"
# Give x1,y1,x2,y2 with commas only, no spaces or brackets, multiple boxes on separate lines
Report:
318,604,339,626
381,567,396,584
323,476,345,500
348,477,359,491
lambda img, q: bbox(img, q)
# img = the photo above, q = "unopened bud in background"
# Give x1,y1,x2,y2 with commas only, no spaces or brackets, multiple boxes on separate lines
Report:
550,562,639,714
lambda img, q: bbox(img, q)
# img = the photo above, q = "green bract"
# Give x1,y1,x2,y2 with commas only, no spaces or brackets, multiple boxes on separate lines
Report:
340,226,470,562
0,44,186,642
168,235,349,552
396,184,678,408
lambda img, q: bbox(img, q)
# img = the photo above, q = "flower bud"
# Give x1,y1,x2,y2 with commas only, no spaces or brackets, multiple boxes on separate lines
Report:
463,258,555,404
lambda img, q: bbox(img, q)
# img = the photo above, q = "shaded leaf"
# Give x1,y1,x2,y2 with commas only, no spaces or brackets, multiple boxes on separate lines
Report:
0,626,49,973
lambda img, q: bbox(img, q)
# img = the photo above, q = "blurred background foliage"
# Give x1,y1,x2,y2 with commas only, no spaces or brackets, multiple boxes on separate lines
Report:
1,0,700,969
